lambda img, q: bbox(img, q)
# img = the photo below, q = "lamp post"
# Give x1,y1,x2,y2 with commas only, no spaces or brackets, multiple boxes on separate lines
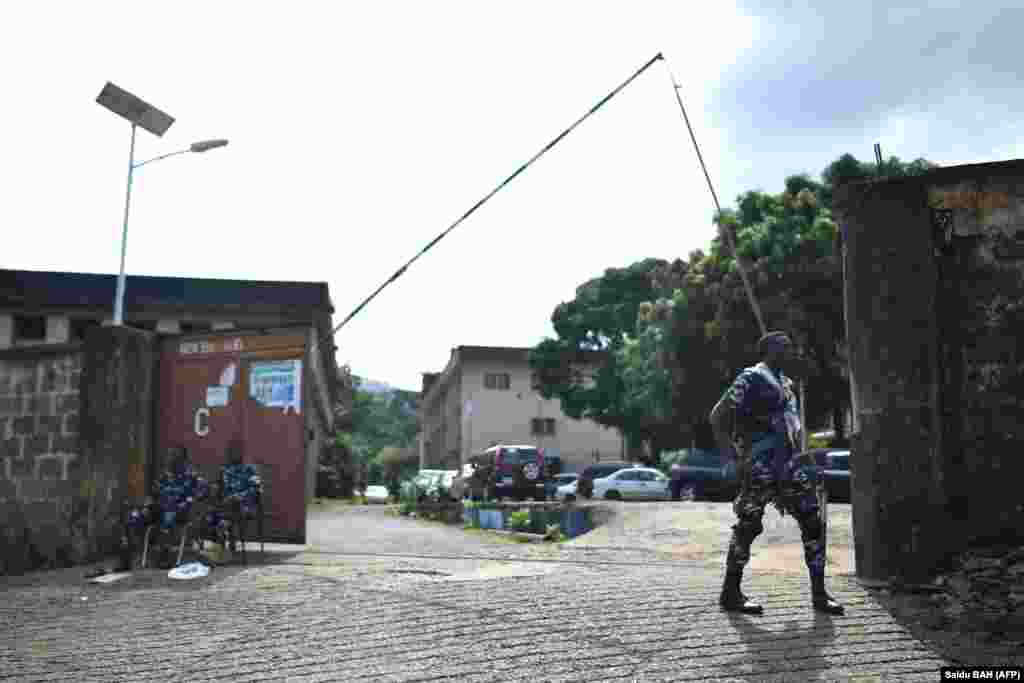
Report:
96,82,228,326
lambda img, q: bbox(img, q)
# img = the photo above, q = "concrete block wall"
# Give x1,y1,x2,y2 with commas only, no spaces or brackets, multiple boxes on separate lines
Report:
0,350,84,574
0,326,157,575
935,172,1024,540
836,160,1024,584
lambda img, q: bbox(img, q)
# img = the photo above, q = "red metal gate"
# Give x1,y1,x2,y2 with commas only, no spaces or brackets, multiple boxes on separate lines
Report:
157,333,308,543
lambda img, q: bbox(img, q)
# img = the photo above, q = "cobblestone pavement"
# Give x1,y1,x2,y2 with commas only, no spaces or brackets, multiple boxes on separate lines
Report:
0,502,951,681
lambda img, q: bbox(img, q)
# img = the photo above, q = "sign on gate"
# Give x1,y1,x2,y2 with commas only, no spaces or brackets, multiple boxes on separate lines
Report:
250,360,302,413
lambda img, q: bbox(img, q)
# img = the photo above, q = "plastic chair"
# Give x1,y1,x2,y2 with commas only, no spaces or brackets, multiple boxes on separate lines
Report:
140,516,195,569
215,467,264,565
229,485,265,565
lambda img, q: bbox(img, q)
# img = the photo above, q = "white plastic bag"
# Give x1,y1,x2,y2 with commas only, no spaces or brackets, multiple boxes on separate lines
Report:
168,562,211,580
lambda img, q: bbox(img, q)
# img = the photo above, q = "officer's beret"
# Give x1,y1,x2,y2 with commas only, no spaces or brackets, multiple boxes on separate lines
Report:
757,331,791,355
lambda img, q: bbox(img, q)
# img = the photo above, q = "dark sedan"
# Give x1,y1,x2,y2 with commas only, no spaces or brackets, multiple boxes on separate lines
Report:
669,448,739,501
800,448,851,503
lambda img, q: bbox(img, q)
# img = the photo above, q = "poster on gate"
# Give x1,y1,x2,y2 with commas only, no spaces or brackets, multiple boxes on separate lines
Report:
250,359,302,414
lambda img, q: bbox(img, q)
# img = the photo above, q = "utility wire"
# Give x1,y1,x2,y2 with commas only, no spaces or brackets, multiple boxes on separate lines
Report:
324,53,665,343
663,62,767,337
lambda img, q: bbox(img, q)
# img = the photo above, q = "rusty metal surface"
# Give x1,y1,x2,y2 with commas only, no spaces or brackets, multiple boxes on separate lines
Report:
157,332,307,543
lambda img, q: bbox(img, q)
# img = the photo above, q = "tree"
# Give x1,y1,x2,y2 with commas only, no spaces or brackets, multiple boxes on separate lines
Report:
325,375,422,496
376,445,419,489
617,154,940,451
699,154,938,438
530,259,668,451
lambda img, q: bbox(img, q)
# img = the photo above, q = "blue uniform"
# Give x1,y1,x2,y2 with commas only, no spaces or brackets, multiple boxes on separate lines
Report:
206,463,261,535
721,363,826,579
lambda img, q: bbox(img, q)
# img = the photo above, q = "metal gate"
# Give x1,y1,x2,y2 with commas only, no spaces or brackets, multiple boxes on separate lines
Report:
157,332,308,543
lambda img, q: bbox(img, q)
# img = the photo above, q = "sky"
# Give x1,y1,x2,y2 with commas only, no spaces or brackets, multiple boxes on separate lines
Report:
4,1,1022,392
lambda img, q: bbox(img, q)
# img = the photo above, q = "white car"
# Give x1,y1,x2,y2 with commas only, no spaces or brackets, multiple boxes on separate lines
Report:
364,485,391,503
551,473,580,501
402,469,458,500
592,467,670,501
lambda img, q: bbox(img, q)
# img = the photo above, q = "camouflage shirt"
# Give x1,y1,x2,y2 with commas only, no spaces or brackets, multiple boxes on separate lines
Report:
720,362,805,483
221,463,260,502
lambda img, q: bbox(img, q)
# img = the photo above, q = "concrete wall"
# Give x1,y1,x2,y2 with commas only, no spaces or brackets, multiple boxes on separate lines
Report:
78,326,158,567
930,171,1024,543
459,358,621,471
836,160,1024,584
304,328,335,505
0,346,83,574
0,327,157,575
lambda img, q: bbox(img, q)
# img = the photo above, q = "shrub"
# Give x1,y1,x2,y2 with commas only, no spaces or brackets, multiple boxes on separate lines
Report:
509,510,530,531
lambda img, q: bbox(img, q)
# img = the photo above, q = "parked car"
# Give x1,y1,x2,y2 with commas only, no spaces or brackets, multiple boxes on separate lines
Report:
821,449,850,503
668,448,738,501
364,485,391,503
449,463,477,500
555,480,579,501
475,444,547,501
544,452,563,477
592,467,670,501
792,448,851,503
577,461,639,499
550,472,579,489
405,469,458,500
548,472,579,501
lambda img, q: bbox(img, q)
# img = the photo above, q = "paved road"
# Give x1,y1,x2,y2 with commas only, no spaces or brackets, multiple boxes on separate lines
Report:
1,501,951,681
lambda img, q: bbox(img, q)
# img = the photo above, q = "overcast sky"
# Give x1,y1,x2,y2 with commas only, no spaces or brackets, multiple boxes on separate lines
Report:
4,2,1021,391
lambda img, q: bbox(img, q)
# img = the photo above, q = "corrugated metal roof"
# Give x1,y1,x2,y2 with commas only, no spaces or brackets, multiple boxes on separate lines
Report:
0,268,333,312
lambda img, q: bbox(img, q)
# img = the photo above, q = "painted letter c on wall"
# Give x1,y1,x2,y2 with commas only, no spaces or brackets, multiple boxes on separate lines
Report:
195,408,211,437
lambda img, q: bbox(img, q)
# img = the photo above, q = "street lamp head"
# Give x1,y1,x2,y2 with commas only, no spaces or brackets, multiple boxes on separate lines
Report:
190,139,229,153
96,82,175,137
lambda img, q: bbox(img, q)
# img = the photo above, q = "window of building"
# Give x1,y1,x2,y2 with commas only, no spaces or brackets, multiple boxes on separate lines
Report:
179,321,213,335
13,315,46,343
484,372,510,390
70,318,102,342
531,418,556,436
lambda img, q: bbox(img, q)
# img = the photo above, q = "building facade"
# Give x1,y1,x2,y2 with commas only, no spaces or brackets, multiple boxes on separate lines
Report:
418,346,624,472
0,268,339,574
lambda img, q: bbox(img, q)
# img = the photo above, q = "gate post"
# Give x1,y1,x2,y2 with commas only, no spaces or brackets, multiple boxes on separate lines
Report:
79,326,157,558
835,177,944,585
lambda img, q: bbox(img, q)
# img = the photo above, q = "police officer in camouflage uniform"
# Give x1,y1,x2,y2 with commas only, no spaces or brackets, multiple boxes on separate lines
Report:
710,331,844,615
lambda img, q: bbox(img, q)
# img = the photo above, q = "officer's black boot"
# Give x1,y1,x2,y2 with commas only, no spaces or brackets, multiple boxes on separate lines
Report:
810,574,844,615
114,534,133,572
719,567,763,614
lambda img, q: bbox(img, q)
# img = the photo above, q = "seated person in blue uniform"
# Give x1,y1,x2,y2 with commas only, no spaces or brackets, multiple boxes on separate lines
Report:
205,441,261,555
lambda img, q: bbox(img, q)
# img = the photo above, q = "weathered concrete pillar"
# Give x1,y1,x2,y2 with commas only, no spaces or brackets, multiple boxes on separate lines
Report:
78,326,157,558
836,177,944,585
0,314,13,349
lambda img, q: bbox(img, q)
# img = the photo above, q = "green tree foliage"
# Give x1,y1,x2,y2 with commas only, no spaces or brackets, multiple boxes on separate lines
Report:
710,155,937,436
332,376,421,492
623,154,939,454
530,154,940,461
529,259,667,446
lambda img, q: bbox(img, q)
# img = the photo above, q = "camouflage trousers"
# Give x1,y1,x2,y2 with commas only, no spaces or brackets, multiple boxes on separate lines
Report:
725,477,826,579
